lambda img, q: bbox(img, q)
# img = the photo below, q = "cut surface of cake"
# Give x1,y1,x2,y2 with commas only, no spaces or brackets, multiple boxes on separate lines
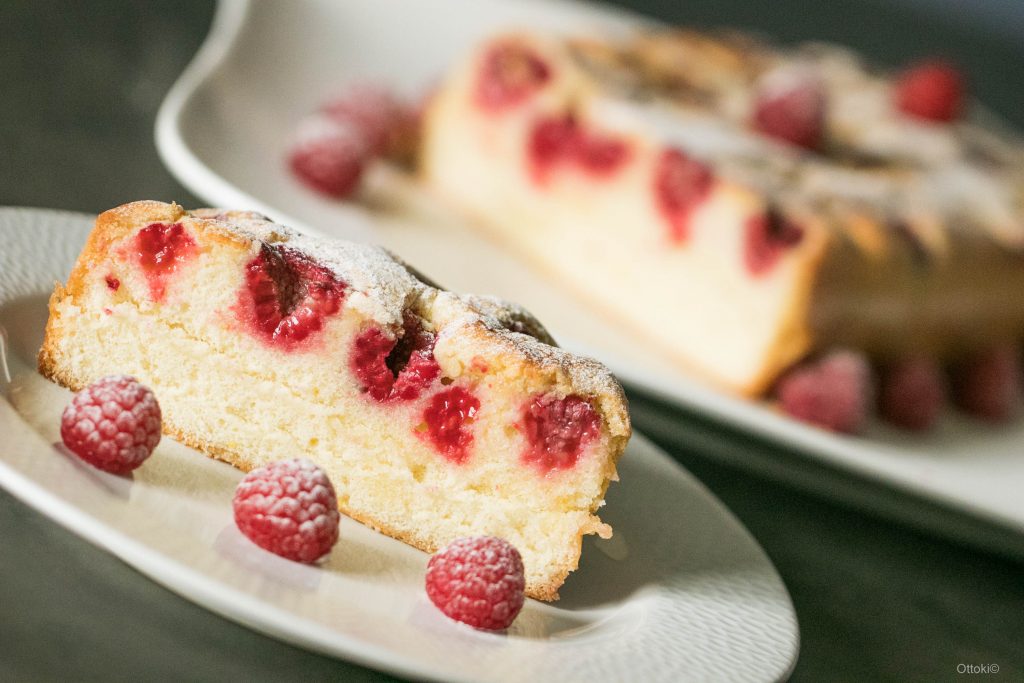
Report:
39,200,631,600
422,29,1024,399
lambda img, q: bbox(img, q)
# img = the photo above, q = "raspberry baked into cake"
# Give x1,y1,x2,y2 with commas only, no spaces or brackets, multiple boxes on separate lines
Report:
422,30,1024,412
39,200,630,600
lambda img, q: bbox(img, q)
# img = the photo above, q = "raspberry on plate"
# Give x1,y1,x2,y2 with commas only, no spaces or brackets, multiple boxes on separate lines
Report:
951,344,1021,423
232,458,340,563
287,114,371,198
425,536,525,631
878,357,947,431
60,375,161,474
776,349,874,433
322,84,416,157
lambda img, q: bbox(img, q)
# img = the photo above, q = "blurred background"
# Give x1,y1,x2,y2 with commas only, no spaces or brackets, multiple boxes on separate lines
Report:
1,1,1023,681
3,0,1023,212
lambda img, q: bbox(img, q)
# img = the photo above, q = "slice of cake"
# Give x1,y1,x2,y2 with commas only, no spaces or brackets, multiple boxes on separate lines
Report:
421,30,1024,399
39,200,631,600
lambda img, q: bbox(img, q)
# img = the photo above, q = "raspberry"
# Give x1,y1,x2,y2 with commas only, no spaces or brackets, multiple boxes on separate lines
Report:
425,536,525,631
576,131,631,176
237,245,347,350
421,387,480,464
134,222,197,301
60,375,161,474
475,41,552,113
287,114,370,198
654,147,714,244
232,458,340,563
879,357,946,431
527,115,578,182
350,317,440,403
777,350,873,433
894,60,964,123
527,114,630,183
520,394,600,473
951,344,1021,423
322,85,416,157
744,208,804,276
752,68,826,150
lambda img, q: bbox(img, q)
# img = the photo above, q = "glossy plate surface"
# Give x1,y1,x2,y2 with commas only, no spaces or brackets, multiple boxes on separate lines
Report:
155,0,1024,553
0,207,798,681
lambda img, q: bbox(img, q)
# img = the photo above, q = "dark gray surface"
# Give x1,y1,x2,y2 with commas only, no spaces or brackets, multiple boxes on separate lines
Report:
1,1,1022,681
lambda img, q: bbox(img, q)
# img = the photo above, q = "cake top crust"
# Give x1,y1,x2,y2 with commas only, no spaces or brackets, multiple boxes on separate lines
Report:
185,206,629,426
557,29,1024,250
190,208,425,323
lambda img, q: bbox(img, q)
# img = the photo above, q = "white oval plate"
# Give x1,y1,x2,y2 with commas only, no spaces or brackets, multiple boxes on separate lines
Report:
156,0,1024,555
0,207,798,682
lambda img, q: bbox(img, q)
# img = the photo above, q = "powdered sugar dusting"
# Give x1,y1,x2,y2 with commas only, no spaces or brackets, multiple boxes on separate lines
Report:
459,294,557,346
433,292,625,403
579,30,1024,249
191,209,422,328
187,209,627,411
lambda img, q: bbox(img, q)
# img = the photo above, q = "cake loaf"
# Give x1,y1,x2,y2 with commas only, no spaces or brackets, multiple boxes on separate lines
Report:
422,30,1024,397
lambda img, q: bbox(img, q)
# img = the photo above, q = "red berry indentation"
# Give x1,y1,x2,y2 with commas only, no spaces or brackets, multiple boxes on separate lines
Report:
528,115,577,181
654,148,714,244
475,41,552,113
232,458,340,563
520,394,600,473
528,114,630,184
134,222,198,301
744,208,804,277
752,68,826,150
777,350,873,433
60,375,162,474
421,387,480,464
951,343,1021,423
895,60,964,123
879,357,947,431
105,275,120,291
425,536,525,631
350,316,440,402
236,245,347,350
